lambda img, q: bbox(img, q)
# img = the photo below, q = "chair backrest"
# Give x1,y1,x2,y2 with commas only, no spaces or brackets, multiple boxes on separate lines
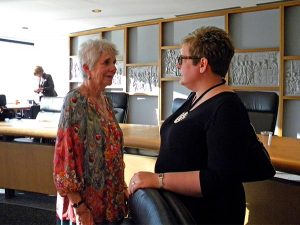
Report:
236,91,279,133
39,97,64,112
36,97,64,122
105,92,129,123
172,98,187,113
129,189,196,225
0,94,6,107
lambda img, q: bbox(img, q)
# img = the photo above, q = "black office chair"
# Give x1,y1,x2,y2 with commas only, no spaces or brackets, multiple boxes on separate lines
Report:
236,91,279,133
105,92,129,123
0,94,15,121
0,94,6,107
172,98,187,113
172,91,279,134
129,189,196,225
171,93,195,114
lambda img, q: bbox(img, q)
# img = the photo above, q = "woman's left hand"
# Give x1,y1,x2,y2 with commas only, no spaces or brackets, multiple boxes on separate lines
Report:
128,171,159,195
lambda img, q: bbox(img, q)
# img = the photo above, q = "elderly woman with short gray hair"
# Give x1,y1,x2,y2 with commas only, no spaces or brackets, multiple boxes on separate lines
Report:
53,39,128,225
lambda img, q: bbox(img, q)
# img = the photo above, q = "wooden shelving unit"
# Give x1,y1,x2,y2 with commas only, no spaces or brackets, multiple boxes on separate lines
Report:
68,1,300,135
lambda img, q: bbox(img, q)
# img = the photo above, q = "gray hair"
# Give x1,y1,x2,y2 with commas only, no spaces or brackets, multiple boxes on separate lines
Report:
79,39,118,79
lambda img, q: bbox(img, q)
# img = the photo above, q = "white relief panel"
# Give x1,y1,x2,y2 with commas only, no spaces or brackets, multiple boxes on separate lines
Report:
127,66,158,95
229,52,279,86
162,49,181,77
285,60,300,96
70,56,83,81
108,61,125,90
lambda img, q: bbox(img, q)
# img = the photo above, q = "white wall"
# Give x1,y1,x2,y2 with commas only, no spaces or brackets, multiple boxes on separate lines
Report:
33,32,69,98
0,40,36,103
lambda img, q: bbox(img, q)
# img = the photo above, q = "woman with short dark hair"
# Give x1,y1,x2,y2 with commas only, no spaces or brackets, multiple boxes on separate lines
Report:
129,26,274,225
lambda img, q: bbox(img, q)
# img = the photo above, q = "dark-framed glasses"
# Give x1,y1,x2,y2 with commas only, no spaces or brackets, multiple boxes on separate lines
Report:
177,55,202,65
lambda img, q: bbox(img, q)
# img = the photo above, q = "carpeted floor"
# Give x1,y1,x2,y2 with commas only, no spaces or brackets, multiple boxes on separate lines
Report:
0,189,56,225
0,203,56,225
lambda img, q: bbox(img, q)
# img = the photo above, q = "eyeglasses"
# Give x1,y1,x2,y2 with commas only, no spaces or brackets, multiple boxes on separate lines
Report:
177,55,202,66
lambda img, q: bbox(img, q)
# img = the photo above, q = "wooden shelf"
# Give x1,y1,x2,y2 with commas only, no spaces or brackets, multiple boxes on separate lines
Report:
235,48,280,53
127,92,158,97
283,96,300,100
161,45,181,50
283,56,300,60
231,86,280,91
161,77,181,81
126,63,158,67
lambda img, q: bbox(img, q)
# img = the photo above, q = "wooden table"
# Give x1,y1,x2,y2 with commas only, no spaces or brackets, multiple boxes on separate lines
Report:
0,119,300,174
0,119,300,196
0,119,160,150
259,135,300,175
6,103,32,118
0,119,160,195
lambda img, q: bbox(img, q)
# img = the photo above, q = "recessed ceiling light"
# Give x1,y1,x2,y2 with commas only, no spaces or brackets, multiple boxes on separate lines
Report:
92,9,102,13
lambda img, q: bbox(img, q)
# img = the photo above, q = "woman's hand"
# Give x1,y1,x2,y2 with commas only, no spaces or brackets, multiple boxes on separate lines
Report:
74,204,95,225
128,171,159,195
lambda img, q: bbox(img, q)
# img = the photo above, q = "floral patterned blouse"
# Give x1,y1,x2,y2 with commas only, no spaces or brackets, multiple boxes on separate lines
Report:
53,88,127,224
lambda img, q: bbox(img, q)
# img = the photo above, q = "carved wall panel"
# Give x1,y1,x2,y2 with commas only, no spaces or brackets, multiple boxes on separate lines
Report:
285,60,300,96
109,61,125,89
70,56,83,80
229,52,279,86
162,49,181,77
127,66,158,95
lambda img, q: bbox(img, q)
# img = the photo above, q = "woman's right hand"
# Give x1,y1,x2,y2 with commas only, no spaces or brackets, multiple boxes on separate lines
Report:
75,204,95,225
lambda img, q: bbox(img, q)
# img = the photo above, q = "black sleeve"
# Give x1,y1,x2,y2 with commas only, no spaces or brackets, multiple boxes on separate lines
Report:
200,99,258,197
43,74,55,91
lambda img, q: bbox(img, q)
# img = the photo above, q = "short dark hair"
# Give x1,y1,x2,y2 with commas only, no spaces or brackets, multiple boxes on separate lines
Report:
182,26,234,78
34,66,44,75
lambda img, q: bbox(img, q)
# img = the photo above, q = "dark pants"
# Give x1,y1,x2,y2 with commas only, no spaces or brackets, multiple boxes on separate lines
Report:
56,218,75,225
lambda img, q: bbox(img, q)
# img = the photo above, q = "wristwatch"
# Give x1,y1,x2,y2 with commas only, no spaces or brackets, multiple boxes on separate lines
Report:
158,173,164,189
71,200,84,208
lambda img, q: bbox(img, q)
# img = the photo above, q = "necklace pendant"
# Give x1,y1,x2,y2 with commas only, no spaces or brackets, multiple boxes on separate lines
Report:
174,111,188,123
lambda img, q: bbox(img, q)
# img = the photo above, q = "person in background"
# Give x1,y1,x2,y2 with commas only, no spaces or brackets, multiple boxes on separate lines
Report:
128,26,274,224
33,66,57,99
53,39,128,225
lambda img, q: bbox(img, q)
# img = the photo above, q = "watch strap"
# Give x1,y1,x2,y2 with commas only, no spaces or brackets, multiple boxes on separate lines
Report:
72,199,84,208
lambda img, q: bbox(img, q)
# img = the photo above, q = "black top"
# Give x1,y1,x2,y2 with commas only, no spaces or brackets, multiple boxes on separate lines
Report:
40,73,57,97
155,92,259,224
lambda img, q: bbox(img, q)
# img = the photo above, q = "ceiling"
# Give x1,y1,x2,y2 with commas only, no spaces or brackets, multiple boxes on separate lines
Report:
0,0,283,41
